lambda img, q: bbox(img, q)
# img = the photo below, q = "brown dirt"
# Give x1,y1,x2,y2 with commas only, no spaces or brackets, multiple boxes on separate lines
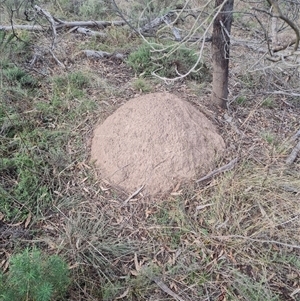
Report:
91,92,225,196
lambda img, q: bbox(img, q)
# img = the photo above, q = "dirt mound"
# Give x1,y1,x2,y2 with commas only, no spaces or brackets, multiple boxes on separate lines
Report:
91,92,225,196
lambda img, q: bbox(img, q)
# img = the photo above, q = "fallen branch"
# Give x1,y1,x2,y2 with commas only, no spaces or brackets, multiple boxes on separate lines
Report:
0,25,43,31
55,20,127,29
0,20,127,32
265,90,300,97
80,50,125,60
291,129,300,142
163,14,181,41
196,157,239,183
286,129,300,165
286,141,300,165
76,27,107,38
140,11,176,33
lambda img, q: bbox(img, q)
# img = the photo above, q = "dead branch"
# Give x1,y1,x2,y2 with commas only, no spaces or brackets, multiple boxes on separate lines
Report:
266,0,300,53
273,39,297,53
140,11,175,33
34,5,57,49
0,25,43,31
54,20,127,29
266,90,300,97
0,20,127,32
76,27,107,38
285,136,300,165
49,49,65,68
163,14,181,41
291,129,300,142
111,0,141,36
79,50,125,61
196,157,239,183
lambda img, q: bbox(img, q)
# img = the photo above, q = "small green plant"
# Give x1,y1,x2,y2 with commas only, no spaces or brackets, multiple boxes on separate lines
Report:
236,95,247,105
261,131,276,145
0,248,70,301
132,78,152,92
127,42,210,81
262,97,274,108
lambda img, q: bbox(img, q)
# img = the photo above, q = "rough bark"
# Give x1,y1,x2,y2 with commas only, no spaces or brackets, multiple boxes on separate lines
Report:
211,0,234,109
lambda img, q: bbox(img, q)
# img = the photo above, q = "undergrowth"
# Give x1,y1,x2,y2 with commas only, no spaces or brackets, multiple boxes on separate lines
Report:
0,38,94,222
127,41,211,81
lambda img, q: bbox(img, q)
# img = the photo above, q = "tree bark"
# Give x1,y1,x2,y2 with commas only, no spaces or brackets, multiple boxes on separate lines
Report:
211,0,234,109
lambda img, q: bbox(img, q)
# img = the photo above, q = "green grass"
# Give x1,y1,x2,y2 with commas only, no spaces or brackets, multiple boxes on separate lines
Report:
132,77,153,92
0,59,96,222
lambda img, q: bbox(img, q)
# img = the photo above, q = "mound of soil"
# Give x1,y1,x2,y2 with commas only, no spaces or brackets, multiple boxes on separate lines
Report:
91,92,225,196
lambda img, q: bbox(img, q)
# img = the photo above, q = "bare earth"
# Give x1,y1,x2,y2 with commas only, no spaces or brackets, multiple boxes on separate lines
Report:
91,92,225,196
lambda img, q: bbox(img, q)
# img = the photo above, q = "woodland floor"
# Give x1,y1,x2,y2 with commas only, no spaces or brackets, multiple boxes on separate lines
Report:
1,3,300,301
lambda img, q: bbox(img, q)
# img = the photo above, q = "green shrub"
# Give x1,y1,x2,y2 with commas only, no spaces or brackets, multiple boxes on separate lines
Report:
127,42,211,81
0,248,70,301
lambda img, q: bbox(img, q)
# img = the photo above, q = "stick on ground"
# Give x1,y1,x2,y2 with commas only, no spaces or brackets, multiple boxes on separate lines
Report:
196,157,239,183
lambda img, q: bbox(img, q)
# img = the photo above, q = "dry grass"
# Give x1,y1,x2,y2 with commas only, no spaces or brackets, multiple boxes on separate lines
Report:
42,154,300,300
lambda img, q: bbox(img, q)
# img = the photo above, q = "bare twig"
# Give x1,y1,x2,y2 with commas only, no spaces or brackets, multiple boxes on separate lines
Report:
196,157,239,183
150,3,225,82
163,14,181,41
49,49,65,68
122,185,144,206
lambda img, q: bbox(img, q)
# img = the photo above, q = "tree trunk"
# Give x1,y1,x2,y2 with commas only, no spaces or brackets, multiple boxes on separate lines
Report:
211,0,234,109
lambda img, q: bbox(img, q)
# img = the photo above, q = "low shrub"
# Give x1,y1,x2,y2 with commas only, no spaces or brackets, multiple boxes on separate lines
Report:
0,248,70,301
127,42,211,81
